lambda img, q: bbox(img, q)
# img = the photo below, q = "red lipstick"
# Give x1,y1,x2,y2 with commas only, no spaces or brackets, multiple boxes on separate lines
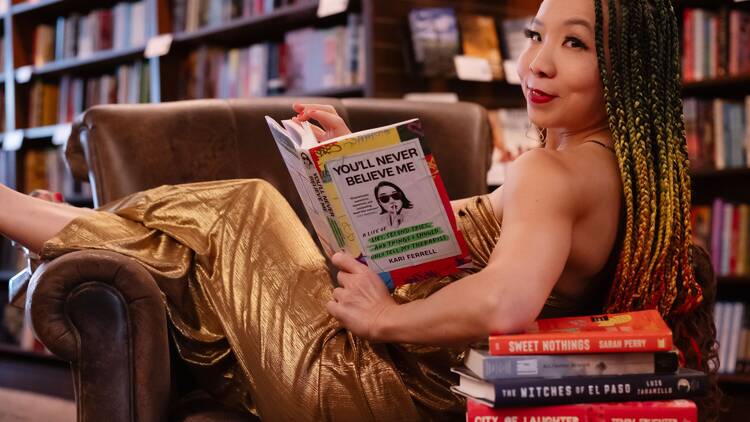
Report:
528,88,557,104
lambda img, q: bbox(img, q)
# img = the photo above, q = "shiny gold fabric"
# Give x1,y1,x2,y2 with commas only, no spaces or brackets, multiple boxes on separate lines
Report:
41,179,588,421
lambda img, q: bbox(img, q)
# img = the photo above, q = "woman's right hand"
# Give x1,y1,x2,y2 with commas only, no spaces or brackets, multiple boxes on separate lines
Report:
292,103,352,143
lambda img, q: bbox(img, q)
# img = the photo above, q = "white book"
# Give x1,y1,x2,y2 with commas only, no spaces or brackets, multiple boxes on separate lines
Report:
727,302,746,373
694,9,705,81
264,116,470,289
116,65,129,104
248,43,267,97
719,302,732,374
130,2,146,47
714,302,724,373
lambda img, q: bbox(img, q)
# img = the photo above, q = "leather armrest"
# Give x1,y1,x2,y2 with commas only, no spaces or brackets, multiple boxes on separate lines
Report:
27,250,170,422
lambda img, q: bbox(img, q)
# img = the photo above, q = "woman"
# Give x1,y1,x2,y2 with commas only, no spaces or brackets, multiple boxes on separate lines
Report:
374,181,414,229
0,0,717,420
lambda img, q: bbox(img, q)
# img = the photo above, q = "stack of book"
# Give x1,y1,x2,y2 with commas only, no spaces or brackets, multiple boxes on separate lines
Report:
452,310,708,421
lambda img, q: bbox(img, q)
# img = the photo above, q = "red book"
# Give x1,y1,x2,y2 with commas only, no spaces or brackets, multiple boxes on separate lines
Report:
682,9,694,82
730,205,740,275
467,398,697,422
489,310,672,355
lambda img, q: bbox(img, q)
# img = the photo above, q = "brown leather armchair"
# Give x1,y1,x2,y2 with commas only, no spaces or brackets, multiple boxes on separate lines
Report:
22,98,493,421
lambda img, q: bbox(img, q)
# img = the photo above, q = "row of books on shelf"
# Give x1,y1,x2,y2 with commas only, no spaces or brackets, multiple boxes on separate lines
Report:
27,60,150,128
691,199,750,277
715,301,749,375
180,16,364,99
172,0,298,34
21,147,92,199
682,8,750,82
32,1,148,67
454,310,706,421
684,96,749,171
408,7,530,84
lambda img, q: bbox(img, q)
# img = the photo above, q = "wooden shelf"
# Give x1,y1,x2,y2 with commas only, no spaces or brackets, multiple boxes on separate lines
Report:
676,0,750,10
719,374,750,385
282,84,366,98
11,0,122,19
718,276,750,286
28,45,146,78
691,167,750,179
682,75,750,97
168,0,354,49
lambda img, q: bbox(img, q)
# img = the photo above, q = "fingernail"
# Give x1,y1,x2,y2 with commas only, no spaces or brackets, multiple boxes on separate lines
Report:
54,192,64,202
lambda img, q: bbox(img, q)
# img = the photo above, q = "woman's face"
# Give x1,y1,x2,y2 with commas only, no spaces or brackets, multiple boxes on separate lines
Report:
377,186,403,215
516,0,607,132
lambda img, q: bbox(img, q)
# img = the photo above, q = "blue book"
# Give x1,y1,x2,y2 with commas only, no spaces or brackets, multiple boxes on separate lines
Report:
464,348,679,380
451,367,708,408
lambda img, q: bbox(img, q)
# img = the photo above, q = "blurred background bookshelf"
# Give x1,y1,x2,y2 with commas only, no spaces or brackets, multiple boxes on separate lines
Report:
0,0,746,418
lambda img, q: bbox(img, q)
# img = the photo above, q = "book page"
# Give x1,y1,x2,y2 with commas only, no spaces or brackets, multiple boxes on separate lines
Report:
265,117,340,256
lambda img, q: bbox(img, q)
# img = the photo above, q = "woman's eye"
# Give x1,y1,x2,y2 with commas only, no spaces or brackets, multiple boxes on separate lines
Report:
564,37,588,50
523,28,541,42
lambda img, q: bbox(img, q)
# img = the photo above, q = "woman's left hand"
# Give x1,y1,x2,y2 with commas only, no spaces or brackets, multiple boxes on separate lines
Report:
326,252,397,342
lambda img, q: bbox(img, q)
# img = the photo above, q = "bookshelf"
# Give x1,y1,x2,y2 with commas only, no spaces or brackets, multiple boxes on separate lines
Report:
0,0,744,415
678,1,750,420
0,0,542,357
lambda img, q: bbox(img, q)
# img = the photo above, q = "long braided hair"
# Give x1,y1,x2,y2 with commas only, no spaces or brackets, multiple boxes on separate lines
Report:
591,0,719,418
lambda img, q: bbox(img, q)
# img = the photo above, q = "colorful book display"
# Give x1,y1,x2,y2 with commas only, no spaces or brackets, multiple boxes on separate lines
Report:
266,116,470,289
454,310,707,418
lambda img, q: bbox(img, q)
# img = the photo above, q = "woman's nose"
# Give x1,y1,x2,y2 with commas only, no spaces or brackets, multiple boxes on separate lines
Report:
528,47,556,78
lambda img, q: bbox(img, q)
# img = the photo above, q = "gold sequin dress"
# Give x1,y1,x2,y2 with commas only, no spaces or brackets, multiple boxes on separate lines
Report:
40,179,599,421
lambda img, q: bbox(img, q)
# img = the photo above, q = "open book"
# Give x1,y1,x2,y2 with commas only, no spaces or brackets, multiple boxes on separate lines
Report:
265,116,470,289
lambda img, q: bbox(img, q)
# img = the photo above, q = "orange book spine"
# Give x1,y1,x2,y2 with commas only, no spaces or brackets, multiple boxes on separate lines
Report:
489,310,673,355
489,330,673,355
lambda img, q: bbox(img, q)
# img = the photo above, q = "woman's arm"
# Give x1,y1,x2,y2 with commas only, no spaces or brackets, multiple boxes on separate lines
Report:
327,149,578,344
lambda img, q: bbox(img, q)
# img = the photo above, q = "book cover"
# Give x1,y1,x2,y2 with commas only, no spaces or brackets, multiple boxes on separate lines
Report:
465,348,679,380
466,398,697,421
489,310,673,355
265,117,471,289
452,366,707,407
408,8,460,76
457,14,503,80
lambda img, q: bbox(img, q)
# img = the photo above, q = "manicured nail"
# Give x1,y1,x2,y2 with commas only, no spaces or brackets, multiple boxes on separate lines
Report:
55,192,64,202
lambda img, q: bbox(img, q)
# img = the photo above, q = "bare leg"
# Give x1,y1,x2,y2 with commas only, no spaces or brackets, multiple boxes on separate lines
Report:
0,184,95,254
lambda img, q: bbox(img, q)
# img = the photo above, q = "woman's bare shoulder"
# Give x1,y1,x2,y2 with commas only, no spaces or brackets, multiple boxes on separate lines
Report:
485,149,570,215
498,149,578,215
